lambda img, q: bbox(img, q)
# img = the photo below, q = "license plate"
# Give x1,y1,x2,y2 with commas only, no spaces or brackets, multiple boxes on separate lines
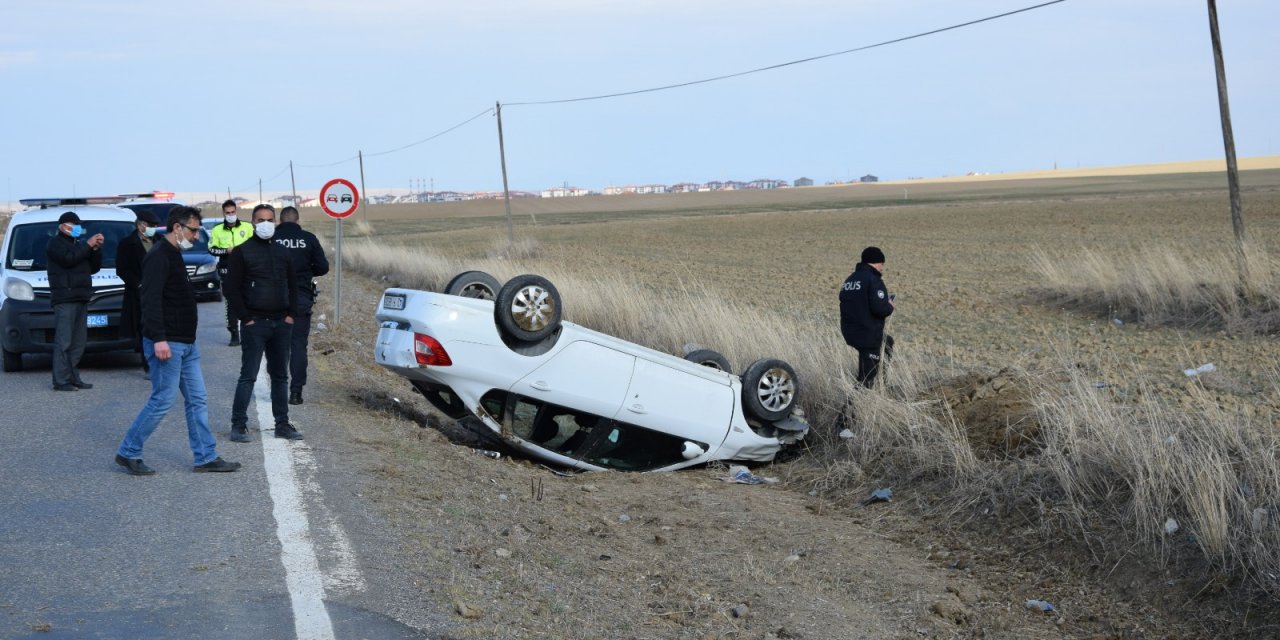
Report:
87,314,108,328
382,293,406,310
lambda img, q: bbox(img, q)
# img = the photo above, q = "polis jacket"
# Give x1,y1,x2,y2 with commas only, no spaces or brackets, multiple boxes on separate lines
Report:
207,220,253,265
272,222,330,287
45,232,103,305
839,262,894,350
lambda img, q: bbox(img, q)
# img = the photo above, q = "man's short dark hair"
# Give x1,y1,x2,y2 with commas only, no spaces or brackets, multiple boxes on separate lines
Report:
168,206,203,232
221,199,237,211
280,206,299,223
252,203,275,215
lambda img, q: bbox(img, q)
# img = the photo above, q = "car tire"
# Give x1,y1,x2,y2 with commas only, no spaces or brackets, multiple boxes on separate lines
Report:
741,358,799,422
2,348,22,373
684,348,731,372
495,274,563,343
444,270,502,300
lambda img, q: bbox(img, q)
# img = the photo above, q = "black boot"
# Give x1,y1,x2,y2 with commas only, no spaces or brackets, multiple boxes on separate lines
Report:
228,329,240,347
288,390,303,405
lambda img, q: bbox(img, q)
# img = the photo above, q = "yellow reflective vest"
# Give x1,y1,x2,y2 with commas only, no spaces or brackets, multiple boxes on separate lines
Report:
208,221,253,258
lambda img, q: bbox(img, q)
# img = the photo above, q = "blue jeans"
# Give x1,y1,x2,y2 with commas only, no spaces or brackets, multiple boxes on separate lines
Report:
231,317,292,430
117,339,219,465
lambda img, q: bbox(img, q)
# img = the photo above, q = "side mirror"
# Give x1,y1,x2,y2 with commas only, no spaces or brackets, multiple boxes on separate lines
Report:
681,441,705,460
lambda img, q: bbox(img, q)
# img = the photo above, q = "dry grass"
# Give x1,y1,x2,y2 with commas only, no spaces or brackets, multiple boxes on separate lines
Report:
1031,244,1280,334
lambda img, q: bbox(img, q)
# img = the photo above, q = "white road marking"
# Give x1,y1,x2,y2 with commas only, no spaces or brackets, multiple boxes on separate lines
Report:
254,361,362,639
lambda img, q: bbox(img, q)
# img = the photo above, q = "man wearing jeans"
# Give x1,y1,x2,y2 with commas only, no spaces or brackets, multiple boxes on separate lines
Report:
224,204,303,442
116,206,241,475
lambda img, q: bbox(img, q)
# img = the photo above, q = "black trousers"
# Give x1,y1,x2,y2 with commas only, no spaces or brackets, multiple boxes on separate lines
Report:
219,266,239,336
855,335,895,388
289,292,315,394
51,301,88,386
231,318,293,429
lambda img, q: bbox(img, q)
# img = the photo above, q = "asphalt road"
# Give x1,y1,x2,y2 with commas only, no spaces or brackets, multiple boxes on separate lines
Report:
0,301,437,639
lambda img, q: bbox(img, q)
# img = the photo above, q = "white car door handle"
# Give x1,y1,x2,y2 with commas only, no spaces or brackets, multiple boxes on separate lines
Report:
529,381,551,391
627,403,646,414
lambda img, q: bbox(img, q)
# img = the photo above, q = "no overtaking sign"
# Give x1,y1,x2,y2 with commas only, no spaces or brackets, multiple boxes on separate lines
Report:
319,178,359,218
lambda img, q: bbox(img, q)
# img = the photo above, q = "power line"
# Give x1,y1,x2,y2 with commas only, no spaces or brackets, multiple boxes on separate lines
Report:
296,154,360,170
365,107,496,158
506,0,1067,107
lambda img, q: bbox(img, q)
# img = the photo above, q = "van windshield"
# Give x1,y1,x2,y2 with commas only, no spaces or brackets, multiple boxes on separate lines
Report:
4,221,137,271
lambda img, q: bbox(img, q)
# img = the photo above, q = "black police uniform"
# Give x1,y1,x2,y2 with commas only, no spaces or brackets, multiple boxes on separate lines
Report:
839,262,894,387
273,221,330,402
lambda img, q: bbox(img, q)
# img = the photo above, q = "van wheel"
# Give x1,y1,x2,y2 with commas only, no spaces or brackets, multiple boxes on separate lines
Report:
2,348,22,372
741,359,799,422
495,274,562,343
684,349,731,372
445,270,502,300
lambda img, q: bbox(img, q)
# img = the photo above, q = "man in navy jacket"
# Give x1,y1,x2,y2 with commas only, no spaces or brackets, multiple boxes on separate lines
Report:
839,246,895,388
45,211,105,391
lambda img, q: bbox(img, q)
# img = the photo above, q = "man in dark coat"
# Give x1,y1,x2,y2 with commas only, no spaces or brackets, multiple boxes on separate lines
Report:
45,211,105,391
273,206,329,405
839,246,895,388
225,204,301,443
115,206,241,475
115,208,162,377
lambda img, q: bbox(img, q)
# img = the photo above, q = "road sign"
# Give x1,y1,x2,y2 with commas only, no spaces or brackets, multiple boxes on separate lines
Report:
319,178,359,219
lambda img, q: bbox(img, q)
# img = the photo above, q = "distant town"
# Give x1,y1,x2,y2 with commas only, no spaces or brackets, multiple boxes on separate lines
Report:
187,175,883,210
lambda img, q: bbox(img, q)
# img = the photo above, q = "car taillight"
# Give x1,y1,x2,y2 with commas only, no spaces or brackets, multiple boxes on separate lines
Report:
413,333,452,366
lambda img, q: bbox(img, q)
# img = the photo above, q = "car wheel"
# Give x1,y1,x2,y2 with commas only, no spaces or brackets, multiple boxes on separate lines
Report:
2,348,22,372
445,270,502,300
495,274,562,343
741,358,799,422
684,348,731,372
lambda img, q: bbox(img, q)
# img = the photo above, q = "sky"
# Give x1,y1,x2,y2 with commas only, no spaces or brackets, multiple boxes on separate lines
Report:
2,0,1278,202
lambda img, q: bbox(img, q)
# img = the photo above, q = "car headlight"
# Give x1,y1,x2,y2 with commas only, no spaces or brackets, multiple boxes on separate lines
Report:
195,262,217,275
3,277,35,301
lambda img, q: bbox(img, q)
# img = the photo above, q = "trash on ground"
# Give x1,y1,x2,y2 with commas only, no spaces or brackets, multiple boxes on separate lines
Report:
838,428,855,440
1183,363,1216,377
618,514,631,523
1024,599,1055,613
1091,382,1107,389
861,487,893,506
474,449,501,460
1113,318,1124,326
722,465,779,485
1164,518,1180,535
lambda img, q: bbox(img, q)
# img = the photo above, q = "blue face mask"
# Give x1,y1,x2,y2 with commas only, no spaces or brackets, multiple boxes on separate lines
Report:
69,224,84,238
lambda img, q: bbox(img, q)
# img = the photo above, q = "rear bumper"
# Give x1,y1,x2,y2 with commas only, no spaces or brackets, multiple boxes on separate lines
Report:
1,294,132,355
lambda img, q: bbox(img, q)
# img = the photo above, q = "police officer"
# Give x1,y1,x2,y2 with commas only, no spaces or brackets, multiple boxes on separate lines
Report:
839,246,895,388
208,199,253,345
273,206,329,405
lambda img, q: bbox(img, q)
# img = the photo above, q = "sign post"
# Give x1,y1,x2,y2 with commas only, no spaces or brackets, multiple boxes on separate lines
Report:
319,178,360,325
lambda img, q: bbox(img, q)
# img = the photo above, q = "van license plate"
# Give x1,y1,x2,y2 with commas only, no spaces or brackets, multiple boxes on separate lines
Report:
87,314,108,328
382,293,406,310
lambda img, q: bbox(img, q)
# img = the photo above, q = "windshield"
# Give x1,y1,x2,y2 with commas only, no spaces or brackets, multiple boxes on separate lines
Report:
4,221,136,271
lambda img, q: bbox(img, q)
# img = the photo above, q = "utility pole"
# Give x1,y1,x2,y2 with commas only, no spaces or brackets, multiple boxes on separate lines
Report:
358,150,368,224
289,161,297,208
495,101,514,248
1207,0,1249,292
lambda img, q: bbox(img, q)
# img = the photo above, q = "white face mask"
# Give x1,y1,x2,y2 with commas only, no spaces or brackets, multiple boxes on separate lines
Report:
255,221,276,240
143,226,157,238
177,236,194,250
225,214,238,224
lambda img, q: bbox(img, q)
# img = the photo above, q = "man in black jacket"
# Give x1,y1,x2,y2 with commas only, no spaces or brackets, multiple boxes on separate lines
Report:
274,206,330,405
115,206,241,475
839,246,895,388
45,211,105,391
115,208,162,377
225,204,302,442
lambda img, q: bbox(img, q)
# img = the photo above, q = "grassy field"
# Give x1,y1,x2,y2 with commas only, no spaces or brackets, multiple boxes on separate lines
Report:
318,166,1280,637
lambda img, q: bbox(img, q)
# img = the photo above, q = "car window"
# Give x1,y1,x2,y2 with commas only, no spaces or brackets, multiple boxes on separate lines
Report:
485,390,695,470
4,221,136,271
579,421,697,471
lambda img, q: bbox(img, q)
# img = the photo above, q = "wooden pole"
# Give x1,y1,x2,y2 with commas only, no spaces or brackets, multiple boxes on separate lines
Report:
1207,0,1249,292
496,101,514,248
358,150,369,225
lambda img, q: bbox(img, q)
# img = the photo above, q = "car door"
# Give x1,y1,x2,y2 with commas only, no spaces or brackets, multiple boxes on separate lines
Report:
613,357,735,445
510,340,635,423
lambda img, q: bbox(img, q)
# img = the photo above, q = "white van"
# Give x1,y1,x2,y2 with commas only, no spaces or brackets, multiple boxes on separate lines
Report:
0,197,137,372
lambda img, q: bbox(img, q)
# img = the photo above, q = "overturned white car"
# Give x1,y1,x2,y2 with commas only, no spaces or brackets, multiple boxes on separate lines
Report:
373,273,807,472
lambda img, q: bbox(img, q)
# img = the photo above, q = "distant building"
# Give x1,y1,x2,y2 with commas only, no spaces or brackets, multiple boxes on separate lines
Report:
747,179,785,190
860,174,879,183
793,177,813,187
635,184,667,195
669,183,700,193
540,186,590,198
